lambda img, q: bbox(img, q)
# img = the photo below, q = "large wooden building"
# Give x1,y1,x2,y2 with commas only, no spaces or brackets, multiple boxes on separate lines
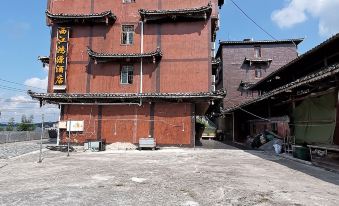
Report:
213,38,303,139
223,33,339,145
30,0,225,146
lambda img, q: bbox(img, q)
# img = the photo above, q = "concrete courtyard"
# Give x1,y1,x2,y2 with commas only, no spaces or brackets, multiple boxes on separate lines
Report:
0,141,339,206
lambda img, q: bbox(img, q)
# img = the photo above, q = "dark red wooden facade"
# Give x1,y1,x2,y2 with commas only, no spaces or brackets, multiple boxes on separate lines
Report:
37,0,224,146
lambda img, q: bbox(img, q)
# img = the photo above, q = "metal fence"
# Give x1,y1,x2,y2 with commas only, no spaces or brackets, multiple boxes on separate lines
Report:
0,131,49,144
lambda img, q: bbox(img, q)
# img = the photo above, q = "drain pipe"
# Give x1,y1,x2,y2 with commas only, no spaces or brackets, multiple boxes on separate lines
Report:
139,21,144,106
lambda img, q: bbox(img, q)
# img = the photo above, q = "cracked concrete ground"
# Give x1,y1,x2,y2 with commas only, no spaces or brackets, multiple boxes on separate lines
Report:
0,141,338,206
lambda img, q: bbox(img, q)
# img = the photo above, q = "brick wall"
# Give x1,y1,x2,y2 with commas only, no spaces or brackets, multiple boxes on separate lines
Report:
47,0,220,93
219,43,298,108
60,103,193,146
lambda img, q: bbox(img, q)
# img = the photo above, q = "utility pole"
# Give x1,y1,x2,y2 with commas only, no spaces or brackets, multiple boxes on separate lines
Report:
38,113,44,163
67,120,71,157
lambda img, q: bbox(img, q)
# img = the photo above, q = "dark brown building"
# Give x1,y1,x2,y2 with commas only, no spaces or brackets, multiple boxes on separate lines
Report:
30,0,225,146
215,39,303,109
213,39,302,138
223,34,339,145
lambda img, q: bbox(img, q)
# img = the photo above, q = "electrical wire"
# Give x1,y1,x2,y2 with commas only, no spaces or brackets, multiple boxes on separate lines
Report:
0,85,27,93
229,0,299,49
223,98,271,121
1,101,38,104
0,78,46,91
238,107,271,122
229,0,276,40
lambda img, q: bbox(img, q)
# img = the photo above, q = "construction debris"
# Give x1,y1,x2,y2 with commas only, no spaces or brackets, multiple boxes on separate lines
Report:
106,142,137,151
259,139,283,154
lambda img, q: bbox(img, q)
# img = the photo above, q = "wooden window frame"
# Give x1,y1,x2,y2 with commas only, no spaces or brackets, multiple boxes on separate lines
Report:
121,25,135,45
254,46,262,58
122,0,135,3
255,67,263,79
120,65,134,85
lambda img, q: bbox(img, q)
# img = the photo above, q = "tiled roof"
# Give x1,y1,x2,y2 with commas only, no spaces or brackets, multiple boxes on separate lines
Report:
244,58,273,65
219,39,304,46
216,38,303,59
139,4,212,22
28,90,227,104
212,58,221,65
46,10,116,24
38,56,50,64
218,0,225,7
223,63,339,113
244,58,273,62
239,81,255,90
87,47,162,63
250,33,339,90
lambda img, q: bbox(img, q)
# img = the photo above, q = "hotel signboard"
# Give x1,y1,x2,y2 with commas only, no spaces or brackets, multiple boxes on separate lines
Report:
53,27,70,91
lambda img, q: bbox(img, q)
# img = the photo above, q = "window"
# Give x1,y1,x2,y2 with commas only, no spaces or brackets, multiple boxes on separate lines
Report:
121,65,134,84
254,46,262,58
121,25,134,45
255,68,262,78
123,0,135,3
271,123,278,133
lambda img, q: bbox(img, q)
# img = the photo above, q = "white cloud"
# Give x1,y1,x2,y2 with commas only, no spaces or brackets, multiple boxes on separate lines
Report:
272,0,339,37
24,76,48,92
0,65,58,123
0,95,59,123
43,64,49,72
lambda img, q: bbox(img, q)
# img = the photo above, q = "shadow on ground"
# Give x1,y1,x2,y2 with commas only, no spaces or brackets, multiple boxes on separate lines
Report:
198,139,339,186
195,139,248,150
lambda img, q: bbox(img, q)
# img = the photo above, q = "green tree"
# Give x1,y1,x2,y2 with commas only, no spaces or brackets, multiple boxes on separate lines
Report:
17,115,36,131
6,118,15,131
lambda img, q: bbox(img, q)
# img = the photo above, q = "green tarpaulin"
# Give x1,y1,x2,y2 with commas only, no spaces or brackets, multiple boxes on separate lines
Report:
293,92,336,144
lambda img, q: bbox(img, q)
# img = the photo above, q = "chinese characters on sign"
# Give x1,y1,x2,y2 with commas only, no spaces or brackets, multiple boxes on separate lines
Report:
54,27,70,90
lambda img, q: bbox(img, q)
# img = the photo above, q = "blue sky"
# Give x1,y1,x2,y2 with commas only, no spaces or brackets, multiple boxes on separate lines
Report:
0,0,338,123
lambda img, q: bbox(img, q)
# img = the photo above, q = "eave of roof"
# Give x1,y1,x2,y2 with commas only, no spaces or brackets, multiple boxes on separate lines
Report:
87,48,162,63
250,33,339,91
38,56,50,64
46,10,117,24
28,90,227,104
218,0,225,7
220,39,304,46
212,58,221,65
223,63,339,113
216,38,303,58
244,58,272,63
139,4,212,22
